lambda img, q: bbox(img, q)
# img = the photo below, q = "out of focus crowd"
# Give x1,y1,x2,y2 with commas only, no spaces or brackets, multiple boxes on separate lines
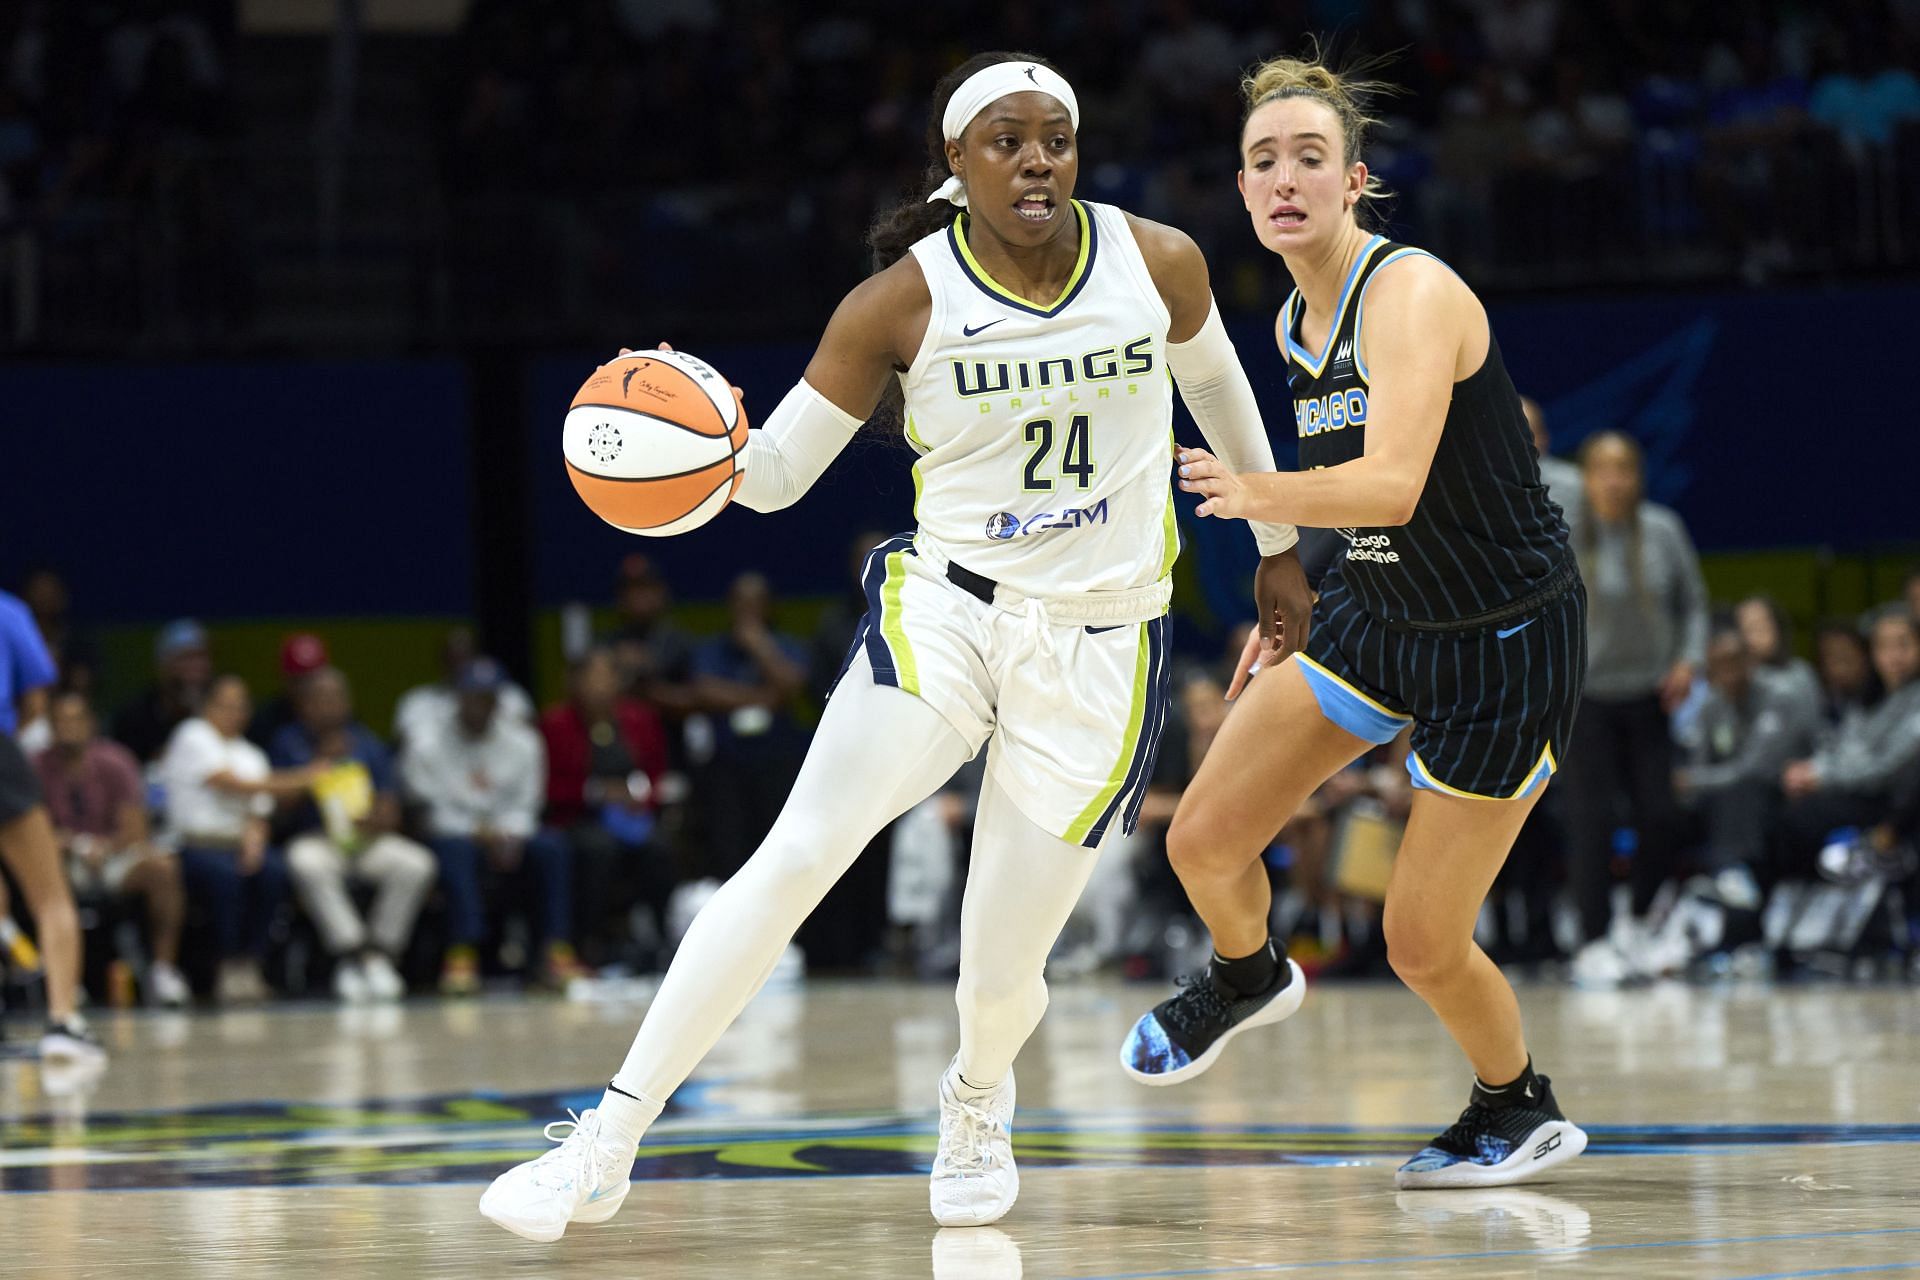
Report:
5,402,1917,1015
4,1,1918,350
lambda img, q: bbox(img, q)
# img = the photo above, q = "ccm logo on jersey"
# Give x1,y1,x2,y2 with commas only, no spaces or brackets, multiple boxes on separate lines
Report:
1296,388,1368,437
986,500,1110,540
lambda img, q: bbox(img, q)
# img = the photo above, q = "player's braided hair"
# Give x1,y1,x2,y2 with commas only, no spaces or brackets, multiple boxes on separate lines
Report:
866,50,1063,273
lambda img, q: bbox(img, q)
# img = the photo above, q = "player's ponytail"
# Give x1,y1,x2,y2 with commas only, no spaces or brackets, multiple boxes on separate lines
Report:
867,51,1060,273
1240,45,1397,227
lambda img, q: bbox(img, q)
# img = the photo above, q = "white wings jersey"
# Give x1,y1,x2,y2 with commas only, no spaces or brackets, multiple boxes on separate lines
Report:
900,200,1178,597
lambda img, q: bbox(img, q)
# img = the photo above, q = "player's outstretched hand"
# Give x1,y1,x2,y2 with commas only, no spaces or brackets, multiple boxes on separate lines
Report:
1174,447,1248,519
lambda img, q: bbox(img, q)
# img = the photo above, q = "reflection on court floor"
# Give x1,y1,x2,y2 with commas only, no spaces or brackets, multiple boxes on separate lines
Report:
3,981,1918,1277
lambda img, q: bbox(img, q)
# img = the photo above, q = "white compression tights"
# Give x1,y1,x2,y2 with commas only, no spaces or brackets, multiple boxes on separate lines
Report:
611,655,1106,1107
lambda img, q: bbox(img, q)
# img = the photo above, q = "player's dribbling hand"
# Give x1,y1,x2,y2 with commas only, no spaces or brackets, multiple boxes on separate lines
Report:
1175,447,1249,519
620,344,747,407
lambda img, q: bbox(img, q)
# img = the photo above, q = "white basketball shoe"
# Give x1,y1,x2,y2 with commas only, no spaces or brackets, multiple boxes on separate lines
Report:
479,1108,635,1242
930,1061,1019,1227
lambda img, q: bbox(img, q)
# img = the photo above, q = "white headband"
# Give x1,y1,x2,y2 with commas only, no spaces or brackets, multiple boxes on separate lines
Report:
926,61,1080,208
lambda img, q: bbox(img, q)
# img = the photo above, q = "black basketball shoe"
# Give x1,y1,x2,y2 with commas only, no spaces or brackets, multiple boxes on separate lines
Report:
1395,1073,1587,1189
1118,958,1306,1086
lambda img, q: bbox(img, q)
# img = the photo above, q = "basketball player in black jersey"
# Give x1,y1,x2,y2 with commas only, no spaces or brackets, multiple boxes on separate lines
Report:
1119,53,1589,1189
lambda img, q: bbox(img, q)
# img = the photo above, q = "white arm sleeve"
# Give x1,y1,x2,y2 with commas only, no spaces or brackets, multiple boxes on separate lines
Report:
1166,299,1299,556
732,379,866,513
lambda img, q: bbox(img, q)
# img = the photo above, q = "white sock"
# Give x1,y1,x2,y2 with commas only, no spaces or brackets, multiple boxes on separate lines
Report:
597,1084,664,1154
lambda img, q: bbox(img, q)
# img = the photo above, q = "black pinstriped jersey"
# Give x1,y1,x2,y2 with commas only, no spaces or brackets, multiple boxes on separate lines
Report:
1285,236,1568,626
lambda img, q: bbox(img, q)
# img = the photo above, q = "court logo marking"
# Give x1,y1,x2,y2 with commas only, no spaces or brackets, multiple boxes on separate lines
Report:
4,1089,1919,1193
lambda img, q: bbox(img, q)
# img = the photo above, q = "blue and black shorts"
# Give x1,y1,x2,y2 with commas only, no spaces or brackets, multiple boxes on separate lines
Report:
1296,560,1586,800
0,733,43,825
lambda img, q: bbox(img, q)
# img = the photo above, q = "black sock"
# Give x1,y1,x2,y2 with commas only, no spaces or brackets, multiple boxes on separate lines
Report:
1209,938,1282,997
1472,1059,1540,1109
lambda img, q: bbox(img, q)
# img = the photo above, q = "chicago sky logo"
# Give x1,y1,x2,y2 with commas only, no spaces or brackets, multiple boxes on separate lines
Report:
987,500,1109,540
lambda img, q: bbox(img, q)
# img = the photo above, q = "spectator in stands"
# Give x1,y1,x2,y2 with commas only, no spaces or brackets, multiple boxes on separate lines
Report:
1522,395,1583,521
249,631,329,748
689,572,806,878
1733,594,1823,720
159,674,309,1004
270,668,436,1003
403,658,580,993
1563,431,1710,977
392,625,534,749
1136,0,1236,107
540,647,671,969
1777,608,1920,874
33,691,189,1007
1814,620,1878,728
606,554,699,718
1810,37,1920,154
115,618,213,763
20,569,96,695
1675,626,1817,908
1904,567,1920,623
1816,747,1920,887
1698,31,1811,279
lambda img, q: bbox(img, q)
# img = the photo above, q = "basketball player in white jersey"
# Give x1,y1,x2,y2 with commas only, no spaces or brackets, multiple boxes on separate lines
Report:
480,53,1311,1241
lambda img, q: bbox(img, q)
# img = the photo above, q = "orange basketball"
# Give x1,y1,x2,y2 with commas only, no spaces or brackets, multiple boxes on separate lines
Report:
563,349,750,536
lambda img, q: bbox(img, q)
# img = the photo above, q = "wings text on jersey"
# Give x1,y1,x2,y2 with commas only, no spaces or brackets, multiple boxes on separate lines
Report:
952,336,1156,398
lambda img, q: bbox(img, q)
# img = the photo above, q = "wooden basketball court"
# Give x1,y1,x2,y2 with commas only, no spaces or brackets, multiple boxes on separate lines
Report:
4,979,1917,1277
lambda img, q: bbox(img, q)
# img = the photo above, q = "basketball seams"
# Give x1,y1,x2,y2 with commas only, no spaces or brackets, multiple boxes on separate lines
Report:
596,350,737,434
564,350,749,537
566,456,737,529
566,454,744,485
567,402,733,441
663,351,741,432
608,470,736,535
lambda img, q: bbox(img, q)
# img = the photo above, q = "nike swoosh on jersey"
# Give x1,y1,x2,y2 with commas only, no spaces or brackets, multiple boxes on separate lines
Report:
1496,619,1536,639
961,319,1005,337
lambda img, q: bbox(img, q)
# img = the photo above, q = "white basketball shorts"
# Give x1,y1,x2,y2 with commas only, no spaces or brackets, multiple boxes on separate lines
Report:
833,533,1173,848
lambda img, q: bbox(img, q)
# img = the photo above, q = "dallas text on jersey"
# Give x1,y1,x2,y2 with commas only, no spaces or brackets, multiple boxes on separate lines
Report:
951,335,1156,411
